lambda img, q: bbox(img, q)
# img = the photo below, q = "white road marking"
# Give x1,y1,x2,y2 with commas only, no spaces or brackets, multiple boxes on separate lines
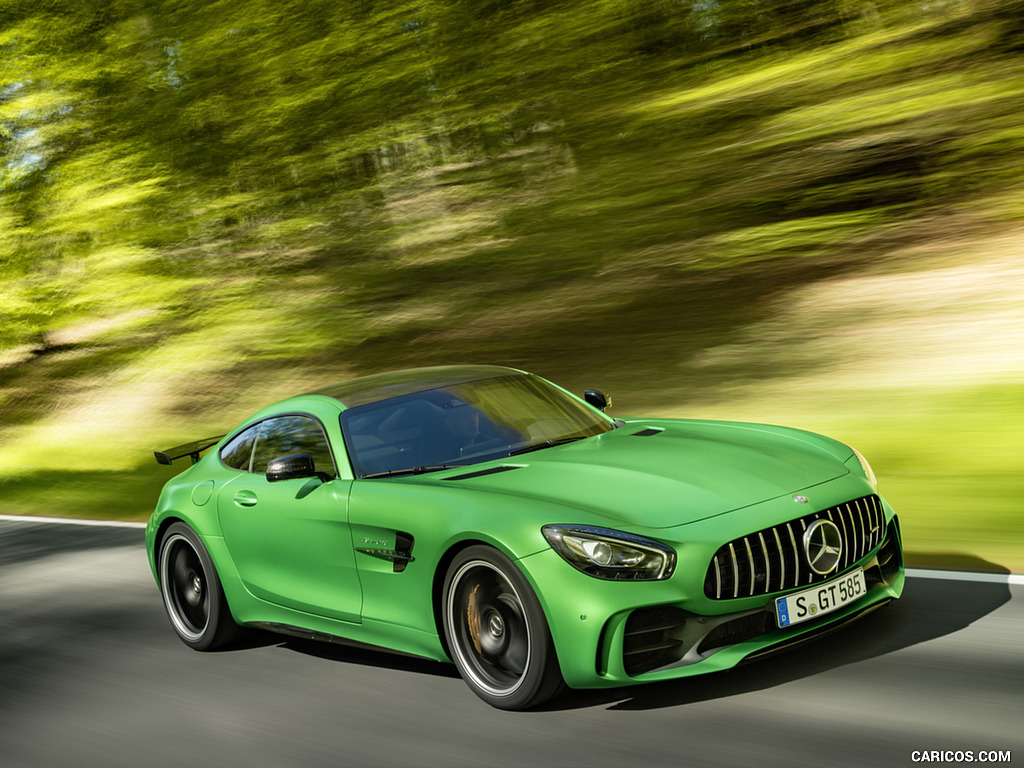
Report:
905,567,1024,586
0,513,147,529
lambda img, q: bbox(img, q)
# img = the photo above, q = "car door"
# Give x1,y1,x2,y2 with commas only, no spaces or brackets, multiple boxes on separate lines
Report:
217,413,362,623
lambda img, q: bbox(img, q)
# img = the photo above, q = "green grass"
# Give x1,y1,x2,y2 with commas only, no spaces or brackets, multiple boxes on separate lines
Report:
0,469,169,522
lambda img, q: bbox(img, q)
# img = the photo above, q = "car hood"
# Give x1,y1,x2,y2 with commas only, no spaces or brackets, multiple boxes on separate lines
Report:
434,418,852,529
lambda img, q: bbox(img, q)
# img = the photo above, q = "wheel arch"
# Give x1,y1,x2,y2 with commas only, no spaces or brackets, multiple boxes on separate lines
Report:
150,513,207,584
429,535,553,661
155,518,246,650
150,513,246,623
431,538,490,660
150,514,184,585
432,539,566,708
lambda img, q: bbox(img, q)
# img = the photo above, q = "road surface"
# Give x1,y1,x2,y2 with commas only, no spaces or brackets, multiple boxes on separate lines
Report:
1,517,1020,768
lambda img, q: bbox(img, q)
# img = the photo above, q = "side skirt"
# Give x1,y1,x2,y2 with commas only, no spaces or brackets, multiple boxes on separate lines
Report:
246,621,444,663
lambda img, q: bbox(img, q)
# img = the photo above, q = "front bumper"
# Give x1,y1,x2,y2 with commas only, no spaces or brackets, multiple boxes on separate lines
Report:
518,483,904,690
612,519,903,681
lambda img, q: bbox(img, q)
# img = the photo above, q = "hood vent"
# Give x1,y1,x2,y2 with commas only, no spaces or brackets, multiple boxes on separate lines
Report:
444,465,524,481
630,427,664,437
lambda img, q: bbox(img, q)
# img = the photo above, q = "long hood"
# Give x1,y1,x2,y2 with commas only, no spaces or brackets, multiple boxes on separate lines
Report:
435,418,853,529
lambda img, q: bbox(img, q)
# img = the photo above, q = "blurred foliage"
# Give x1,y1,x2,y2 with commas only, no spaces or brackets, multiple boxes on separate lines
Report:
2,0,1024,567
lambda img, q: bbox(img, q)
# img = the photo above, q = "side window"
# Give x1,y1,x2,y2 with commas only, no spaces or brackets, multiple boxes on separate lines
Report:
251,415,337,478
220,425,259,471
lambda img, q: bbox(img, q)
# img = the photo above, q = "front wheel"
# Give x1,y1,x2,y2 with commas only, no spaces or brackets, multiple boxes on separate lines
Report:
158,522,241,651
442,546,564,710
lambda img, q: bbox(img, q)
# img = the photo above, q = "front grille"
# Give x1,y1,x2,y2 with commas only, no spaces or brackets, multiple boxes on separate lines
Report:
704,494,885,600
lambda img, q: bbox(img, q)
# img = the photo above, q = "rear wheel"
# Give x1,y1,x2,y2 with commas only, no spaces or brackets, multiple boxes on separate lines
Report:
442,545,564,710
158,522,241,651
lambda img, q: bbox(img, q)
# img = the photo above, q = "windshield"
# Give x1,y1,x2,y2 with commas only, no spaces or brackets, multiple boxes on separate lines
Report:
340,373,613,477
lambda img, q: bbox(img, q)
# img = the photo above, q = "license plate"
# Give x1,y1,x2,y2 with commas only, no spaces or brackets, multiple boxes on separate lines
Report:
775,568,866,628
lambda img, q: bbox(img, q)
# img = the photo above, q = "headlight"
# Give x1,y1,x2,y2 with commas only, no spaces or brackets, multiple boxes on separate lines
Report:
542,525,676,581
851,447,877,488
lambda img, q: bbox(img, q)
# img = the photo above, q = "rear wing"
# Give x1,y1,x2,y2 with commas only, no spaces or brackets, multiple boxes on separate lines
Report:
154,435,225,466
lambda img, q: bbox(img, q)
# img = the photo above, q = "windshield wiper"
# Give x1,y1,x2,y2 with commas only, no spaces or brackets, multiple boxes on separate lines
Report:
360,464,466,479
508,436,587,456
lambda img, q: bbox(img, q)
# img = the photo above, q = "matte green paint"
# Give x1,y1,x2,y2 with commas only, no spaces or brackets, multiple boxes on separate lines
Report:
146,367,903,690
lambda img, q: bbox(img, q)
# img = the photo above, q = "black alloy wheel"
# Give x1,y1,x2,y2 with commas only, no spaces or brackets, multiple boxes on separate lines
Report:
158,521,241,651
442,545,564,710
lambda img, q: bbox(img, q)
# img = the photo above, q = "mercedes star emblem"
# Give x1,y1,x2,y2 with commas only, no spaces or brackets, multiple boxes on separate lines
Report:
803,519,843,575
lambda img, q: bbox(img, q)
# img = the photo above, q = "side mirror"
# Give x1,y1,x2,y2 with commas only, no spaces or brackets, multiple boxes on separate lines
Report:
266,453,318,483
583,389,612,412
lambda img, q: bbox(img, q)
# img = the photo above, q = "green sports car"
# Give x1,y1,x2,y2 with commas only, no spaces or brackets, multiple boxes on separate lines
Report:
146,365,904,709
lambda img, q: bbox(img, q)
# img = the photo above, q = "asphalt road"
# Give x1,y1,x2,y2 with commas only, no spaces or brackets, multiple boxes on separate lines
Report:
1,517,1021,768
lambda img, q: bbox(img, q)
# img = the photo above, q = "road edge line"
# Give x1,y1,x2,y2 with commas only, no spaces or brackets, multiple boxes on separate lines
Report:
0,513,147,530
905,567,1023,586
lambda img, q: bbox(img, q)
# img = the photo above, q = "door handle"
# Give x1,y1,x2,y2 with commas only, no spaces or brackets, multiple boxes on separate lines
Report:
233,490,258,507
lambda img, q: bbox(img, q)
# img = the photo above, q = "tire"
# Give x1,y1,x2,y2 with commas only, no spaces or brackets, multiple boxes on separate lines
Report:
158,522,241,651
442,545,564,710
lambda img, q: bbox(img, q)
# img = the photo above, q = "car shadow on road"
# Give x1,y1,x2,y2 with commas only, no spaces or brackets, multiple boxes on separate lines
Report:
261,559,1014,710
547,562,1013,711
277,636,462,678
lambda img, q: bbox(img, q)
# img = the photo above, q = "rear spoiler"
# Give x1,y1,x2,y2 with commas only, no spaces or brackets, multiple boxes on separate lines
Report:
154,435,225,466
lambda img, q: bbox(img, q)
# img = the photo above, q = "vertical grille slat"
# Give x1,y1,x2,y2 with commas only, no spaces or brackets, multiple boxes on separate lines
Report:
866,499,875,556
844,504,856,567
728,542,739,599
825,508,841,571
772,528,785,592
844,503,859,562
799,518,812,585
870,496,882,550
832,505,848,571
758,531,771,594
836,505,847,560
854,499,868,561
785,522,800,589
744,538,755,596
705,495,883,600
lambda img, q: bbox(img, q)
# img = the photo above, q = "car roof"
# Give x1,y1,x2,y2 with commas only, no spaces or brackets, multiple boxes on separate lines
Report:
305,364,524,409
